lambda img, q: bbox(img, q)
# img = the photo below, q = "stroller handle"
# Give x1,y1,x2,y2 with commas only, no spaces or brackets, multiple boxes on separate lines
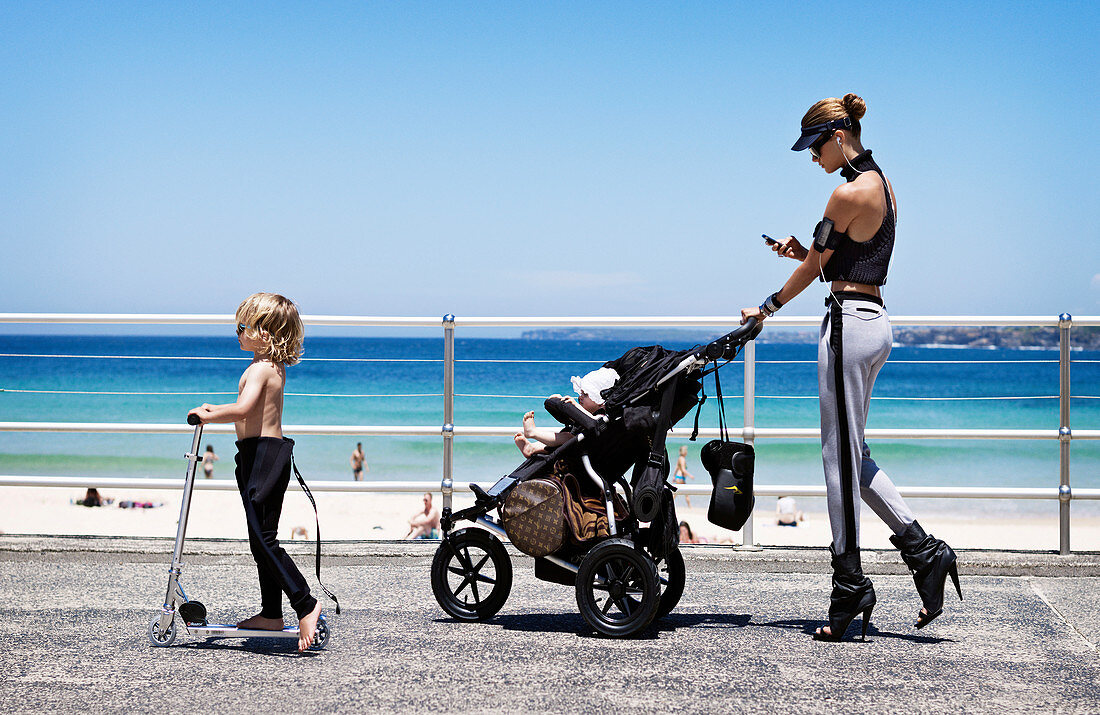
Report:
703,317,760,360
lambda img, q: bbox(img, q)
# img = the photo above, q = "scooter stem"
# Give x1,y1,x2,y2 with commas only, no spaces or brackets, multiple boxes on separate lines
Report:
164,421,203,607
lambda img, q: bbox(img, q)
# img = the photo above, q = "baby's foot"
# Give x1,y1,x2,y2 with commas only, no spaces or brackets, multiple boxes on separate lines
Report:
514,434,541,458
236,613,284,631
522,411,536,438
298,601,322,652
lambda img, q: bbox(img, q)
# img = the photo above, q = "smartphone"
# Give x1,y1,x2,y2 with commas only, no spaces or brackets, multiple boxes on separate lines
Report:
762,234,779,246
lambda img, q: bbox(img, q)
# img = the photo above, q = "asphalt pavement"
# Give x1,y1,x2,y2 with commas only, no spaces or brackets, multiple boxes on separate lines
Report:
1,536,1098,713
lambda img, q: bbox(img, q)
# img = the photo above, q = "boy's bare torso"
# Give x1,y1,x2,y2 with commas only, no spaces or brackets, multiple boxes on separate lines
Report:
236,360,286,440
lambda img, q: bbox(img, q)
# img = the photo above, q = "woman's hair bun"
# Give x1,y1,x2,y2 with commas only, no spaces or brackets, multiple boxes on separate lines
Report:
841,93,866,121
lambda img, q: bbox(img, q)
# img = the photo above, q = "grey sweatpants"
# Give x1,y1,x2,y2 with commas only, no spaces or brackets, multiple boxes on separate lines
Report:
819,295,915,553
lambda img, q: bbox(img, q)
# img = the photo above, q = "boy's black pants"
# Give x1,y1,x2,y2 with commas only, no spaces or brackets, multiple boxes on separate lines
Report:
234,437,317,620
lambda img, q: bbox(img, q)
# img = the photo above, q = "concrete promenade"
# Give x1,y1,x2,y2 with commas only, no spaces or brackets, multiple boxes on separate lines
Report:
1,535,1098,713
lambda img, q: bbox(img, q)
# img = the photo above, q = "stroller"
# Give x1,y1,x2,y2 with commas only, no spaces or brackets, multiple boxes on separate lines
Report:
429,319,760,637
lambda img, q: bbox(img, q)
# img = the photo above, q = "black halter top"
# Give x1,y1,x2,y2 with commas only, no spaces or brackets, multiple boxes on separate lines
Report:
820,150,894,286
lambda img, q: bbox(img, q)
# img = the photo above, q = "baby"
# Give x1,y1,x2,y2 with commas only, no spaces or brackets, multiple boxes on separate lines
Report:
514,367,619,457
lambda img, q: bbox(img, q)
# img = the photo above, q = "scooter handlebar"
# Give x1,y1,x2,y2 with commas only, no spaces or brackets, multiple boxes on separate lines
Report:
187,413,202,426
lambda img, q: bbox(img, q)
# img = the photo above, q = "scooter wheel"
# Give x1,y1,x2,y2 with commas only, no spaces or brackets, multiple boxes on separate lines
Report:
148,615,177,647
311,616,331,650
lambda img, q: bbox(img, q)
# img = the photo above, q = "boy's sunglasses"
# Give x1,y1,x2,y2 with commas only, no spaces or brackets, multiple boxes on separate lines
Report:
808,130,835,160
236,323,248,335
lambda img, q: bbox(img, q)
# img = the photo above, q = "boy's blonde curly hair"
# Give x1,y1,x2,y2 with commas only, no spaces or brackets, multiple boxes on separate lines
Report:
236,293,304,365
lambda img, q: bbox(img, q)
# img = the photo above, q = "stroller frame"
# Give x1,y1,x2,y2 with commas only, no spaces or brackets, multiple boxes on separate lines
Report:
430,319,759,637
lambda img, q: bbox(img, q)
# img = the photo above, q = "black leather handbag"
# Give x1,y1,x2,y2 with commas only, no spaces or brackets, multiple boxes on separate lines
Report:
699,370,755,531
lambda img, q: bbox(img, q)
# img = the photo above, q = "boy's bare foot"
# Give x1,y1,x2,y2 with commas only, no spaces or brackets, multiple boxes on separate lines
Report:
298,601,322,652
522,411,536,438
236,613,284,630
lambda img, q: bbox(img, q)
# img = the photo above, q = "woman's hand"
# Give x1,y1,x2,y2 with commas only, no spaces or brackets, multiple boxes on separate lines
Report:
772,236,808,261
740,306,766,324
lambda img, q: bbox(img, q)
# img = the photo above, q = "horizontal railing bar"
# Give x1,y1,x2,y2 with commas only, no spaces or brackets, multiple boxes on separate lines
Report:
5,475,1099,501
3,354,1080,366
0,313,444,327
3,422,1097,440
3,313,1098,328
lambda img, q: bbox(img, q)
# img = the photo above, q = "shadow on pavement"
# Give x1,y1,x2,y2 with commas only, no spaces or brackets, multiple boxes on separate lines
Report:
178,636,320,657
750,617,954,644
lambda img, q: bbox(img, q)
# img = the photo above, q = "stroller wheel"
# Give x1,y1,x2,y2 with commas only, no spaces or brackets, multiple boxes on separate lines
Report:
431,528,512,622
655,547,686,620
576,539,659,637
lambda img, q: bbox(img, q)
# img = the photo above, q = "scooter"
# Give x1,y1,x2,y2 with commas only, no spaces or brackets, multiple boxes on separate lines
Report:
147,414,330,649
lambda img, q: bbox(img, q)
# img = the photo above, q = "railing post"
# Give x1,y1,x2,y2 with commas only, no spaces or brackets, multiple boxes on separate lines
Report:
441,314,455,516
739,339,760,550
1058,312,1072,555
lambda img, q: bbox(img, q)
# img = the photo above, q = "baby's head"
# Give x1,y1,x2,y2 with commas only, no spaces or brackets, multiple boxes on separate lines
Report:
570,367,619,413
235,292,304,365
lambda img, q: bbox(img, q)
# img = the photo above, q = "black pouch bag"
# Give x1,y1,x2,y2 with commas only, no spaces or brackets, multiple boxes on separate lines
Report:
700,369,756,531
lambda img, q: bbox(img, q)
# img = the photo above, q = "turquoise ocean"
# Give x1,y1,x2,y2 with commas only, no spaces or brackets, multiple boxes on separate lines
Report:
2,333,1098,518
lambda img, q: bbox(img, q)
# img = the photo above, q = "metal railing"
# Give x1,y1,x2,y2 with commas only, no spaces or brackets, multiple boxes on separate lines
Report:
1,312,1098,553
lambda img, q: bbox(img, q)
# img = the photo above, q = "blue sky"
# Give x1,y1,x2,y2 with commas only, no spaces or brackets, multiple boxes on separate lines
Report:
2,1,1098,326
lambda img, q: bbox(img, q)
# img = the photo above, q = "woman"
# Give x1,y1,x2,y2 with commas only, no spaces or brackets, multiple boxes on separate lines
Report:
202,444,218,479
672,445,695,507
740,93,961,642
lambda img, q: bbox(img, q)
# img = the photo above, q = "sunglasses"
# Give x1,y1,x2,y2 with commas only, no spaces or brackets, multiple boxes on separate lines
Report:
236,323,248,335
808,130,835,160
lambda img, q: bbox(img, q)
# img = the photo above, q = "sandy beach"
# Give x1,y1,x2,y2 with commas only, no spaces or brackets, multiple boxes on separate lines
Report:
2,485,1097,552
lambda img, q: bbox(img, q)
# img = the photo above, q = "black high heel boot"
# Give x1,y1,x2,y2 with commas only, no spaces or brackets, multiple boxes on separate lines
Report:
813,545,876,642
890,520,962,629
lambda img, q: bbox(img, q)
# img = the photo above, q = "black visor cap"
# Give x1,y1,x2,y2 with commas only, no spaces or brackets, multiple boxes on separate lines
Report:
791,116,853,151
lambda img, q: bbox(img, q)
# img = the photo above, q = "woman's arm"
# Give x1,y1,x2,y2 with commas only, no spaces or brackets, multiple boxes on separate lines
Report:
741,186,863,323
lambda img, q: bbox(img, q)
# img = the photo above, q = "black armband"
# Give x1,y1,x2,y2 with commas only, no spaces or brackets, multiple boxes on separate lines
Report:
812,218,837,252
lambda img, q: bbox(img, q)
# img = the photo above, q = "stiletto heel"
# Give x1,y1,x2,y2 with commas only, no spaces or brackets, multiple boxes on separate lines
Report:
949,562,962,600
812,545,876,642
859,606,873,641
890,520,961,629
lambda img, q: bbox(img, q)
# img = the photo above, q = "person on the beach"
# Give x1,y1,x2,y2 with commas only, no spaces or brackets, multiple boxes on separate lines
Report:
78,487,105,507
678,520,699,544
740,94,961,641
187,292,324,652
350,442,368,481
513,367,618,457
776,495,804,526
406,492,441,539
672,445,695,507
202,445,218,479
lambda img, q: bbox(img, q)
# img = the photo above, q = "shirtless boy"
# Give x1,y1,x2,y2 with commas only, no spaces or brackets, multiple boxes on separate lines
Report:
188,293,323,652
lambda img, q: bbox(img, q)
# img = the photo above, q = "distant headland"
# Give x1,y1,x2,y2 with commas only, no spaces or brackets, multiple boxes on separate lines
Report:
519,326,1100,350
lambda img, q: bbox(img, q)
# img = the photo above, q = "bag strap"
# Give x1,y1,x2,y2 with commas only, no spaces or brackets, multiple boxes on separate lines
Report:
714,367,729,443
646,380,679,471
690,376,708,441
291,457,341,614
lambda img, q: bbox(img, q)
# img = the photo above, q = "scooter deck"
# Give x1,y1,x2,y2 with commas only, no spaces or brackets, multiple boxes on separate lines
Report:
185,624,303,639
182,614,327,640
